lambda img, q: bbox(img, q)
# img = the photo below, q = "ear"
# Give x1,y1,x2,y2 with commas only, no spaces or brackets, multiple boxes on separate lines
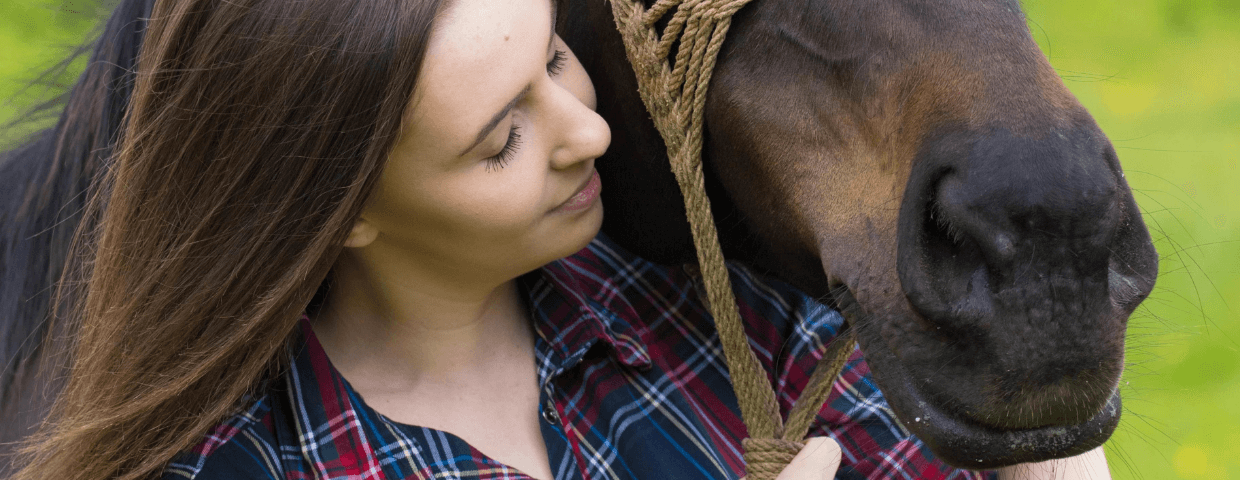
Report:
343,217,379,248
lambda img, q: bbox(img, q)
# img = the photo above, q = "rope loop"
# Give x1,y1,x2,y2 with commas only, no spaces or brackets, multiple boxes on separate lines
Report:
607,0,859,476
741,438,804,480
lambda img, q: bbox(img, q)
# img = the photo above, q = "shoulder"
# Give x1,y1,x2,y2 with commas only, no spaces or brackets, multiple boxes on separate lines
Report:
556,232,699,324
565,232,845,363
163,395,283,480
562,232,685,291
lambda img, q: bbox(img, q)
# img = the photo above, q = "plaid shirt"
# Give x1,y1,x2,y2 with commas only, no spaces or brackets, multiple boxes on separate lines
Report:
164,233,994,480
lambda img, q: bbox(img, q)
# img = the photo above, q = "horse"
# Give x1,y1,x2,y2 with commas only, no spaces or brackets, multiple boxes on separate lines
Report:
0,0,1157,474
558,0,1158,469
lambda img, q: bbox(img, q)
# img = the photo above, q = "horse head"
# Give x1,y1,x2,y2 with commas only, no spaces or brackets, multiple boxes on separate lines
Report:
563,0,1158,468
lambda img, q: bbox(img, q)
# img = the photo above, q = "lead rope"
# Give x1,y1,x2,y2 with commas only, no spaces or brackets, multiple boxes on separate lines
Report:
607,0,858,478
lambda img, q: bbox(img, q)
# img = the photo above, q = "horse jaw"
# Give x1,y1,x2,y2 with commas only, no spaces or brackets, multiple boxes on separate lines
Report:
699,0,1158,468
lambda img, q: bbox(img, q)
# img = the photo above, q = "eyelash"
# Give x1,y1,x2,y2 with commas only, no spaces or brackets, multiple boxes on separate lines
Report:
546,49,568,77
483,49,568,171
485,125,522,172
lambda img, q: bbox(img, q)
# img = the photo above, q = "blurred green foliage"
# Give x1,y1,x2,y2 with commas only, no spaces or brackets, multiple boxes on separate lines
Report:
0,0,100,141
1017,1,1240,479
1,0,1237,479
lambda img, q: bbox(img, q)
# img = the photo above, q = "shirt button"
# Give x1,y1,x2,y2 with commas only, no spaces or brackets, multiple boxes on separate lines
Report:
541,402,561,424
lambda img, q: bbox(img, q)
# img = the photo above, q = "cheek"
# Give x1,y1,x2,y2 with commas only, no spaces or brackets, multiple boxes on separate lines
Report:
455,176,547,230
365,162,549,247
427,162,551,235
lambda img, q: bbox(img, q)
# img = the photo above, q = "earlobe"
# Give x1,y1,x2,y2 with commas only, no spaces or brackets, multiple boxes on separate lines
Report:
343,218,379,248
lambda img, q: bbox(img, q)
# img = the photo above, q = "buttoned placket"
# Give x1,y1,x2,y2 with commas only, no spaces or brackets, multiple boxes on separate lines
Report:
541,388,561,425
525,267,649,479
538,376,586,480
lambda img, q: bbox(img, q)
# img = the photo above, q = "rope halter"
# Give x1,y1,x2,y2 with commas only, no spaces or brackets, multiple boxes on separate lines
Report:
606,0,858,477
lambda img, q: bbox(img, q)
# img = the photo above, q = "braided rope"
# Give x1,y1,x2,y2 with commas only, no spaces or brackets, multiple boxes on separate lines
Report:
607,0,858,478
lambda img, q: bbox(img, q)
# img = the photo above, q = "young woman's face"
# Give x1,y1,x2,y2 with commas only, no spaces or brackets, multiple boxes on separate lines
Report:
354,0,611,280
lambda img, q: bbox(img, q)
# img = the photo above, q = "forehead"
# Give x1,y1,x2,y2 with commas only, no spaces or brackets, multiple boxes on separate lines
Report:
406,0,550,127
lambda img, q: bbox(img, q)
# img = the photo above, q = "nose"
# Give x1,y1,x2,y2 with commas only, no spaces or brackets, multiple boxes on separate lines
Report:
546,70,610,169
548,103,610,169
903,126,1124,318
896,125,1148,429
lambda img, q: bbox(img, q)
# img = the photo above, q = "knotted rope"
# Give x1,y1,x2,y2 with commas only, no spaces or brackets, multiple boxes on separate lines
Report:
607,0,858,477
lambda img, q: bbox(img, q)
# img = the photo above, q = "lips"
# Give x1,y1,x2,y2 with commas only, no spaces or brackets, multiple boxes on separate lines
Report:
882,358,1122,468
555,169,601,212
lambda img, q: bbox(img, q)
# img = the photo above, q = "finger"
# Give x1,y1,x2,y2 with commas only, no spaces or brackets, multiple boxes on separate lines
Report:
995,446,1111,480
775,437,843,480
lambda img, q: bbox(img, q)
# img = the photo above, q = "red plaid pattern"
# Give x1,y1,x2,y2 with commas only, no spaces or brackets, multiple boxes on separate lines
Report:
164,233,994,479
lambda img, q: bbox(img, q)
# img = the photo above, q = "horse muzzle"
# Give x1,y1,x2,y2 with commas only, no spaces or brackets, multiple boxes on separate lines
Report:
865,123,1158,466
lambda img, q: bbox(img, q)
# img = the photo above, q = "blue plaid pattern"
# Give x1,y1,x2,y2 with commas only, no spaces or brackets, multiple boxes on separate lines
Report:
164,233,994,479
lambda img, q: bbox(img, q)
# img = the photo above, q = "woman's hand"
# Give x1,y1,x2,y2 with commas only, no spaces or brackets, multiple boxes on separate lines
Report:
996,446,1111,480
775,437,843,480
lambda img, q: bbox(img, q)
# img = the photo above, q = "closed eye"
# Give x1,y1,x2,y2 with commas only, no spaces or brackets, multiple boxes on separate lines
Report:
484,125,522,172
483,50,567,171
547,50,567,76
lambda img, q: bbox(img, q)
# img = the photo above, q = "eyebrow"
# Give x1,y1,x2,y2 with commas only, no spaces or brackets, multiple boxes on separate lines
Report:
460,85,529,156
459,1,560,157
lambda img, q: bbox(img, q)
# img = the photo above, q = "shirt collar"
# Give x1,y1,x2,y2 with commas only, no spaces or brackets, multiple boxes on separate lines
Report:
521,242,653,375
296,234,654,392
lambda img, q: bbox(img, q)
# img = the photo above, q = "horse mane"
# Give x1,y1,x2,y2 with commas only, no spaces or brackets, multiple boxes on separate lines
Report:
0,1,152,474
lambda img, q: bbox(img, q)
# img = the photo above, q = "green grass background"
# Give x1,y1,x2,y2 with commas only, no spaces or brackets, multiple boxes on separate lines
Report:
1016,1,1240,478
2,0,1237,478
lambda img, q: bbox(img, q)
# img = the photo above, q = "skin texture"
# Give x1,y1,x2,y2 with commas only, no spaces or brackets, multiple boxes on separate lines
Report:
310,0,607,477
997,447,1111,480
563,0,1158,469
776,438,843,480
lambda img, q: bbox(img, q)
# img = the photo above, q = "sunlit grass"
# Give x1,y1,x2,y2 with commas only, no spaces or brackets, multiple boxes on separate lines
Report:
1023,1,1240,479
0,0,97,146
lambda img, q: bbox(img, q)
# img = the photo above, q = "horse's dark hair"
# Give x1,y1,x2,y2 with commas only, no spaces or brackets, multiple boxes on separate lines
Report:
1,1,153,475
3,0,446,477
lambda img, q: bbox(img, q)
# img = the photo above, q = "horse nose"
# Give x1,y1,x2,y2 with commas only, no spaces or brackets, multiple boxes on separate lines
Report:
905,126,1124,306
897,125,1134,429
934,129,1122,275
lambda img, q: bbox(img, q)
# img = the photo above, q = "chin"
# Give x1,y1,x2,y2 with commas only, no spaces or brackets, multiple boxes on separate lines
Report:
568,202,605,253
531,201,604,270
564,202,604,255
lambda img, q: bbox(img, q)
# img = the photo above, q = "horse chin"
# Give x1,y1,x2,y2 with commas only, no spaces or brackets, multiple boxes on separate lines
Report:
883,359,1119,469
848,298,1122,469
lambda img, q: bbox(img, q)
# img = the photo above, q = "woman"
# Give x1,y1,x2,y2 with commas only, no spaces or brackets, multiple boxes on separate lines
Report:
2,0,1106,478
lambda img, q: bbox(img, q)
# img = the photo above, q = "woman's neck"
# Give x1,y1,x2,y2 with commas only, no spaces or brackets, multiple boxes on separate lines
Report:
311,246,552,479
310,247,536,392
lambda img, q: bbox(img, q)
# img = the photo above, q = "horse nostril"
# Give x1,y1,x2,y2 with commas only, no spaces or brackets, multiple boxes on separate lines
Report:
908,187,999,326
931,175,1043,273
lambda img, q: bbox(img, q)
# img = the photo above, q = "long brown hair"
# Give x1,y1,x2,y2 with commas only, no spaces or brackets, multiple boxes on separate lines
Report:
12,0,446,478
